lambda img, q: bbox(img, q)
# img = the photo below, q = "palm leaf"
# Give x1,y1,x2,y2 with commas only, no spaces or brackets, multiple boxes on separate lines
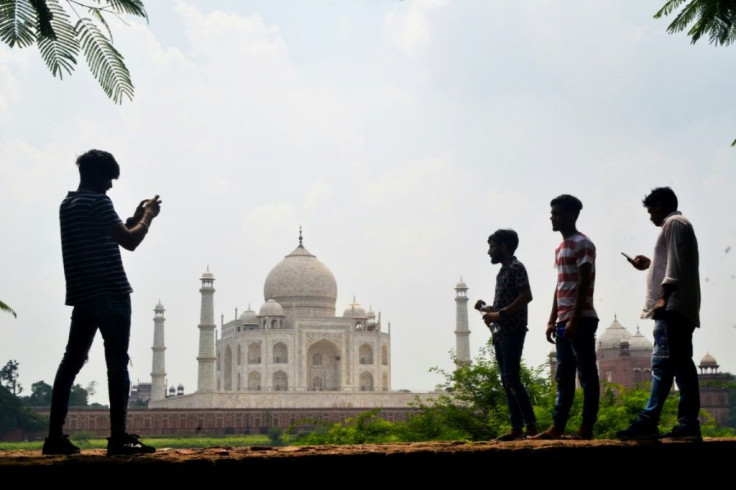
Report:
0,300,17,318
0,0,37,48
76,16,133,103
37,0,78,78
655,0,736,46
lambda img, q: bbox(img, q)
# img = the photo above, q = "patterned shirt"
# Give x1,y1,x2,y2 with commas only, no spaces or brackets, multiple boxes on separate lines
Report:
60,190,132,305
554,233,597,322
492,256,530,337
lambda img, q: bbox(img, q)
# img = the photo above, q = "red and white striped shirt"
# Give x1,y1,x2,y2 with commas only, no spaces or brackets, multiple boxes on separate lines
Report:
554,233,597,322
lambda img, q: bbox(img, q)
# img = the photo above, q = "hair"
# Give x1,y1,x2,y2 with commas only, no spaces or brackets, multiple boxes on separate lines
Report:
487,228,519,254
642,187,678,213
76,149,120,184
550,194,583,217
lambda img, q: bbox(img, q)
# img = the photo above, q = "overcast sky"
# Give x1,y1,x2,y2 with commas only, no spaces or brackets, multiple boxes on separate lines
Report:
1,0,734,404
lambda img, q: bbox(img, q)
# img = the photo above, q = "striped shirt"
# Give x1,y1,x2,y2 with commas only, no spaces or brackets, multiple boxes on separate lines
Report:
59,190,132,305
554,233,597,322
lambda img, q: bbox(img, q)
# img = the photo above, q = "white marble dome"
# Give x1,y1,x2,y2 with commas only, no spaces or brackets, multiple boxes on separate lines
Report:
239,307,258,324
343,299,367,318
263,239,337,315
259,299,285,317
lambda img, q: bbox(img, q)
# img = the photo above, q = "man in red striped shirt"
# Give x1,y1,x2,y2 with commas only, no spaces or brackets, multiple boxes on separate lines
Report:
532,194,600,440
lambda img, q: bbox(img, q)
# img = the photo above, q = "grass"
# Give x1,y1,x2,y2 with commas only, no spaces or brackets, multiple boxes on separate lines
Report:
0,434,275,452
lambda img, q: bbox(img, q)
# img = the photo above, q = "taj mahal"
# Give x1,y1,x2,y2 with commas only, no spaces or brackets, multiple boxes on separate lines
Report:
145,231,450,410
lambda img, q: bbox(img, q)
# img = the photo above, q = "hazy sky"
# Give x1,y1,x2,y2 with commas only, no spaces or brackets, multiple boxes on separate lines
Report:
1,0,734,404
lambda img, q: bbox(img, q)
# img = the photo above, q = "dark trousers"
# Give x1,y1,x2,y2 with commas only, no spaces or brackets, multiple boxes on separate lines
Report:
553,317,600,431
49,294,131,437
494,329,537,430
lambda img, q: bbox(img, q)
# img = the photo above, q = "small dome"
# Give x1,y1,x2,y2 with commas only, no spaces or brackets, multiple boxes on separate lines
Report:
201,268,214,280
597,316,632,350
155,300,164,310
700,353,718,368
239,306,258,324
343,298,367,318
628,327,653,351
455,277,468,290
259,299,285,317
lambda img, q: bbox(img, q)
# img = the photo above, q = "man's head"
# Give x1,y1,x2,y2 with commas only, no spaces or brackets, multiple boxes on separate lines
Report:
642,187,678,227
487,228,518,264
549,194,582,233
76,149,120,193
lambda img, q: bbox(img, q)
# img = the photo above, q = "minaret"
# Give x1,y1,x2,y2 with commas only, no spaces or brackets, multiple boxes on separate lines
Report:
454,277,471,365
197,267,217,392
150,300,166,402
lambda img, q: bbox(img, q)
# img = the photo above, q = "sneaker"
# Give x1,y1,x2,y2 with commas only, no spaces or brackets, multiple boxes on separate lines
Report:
661,424,702,442
615,420,660,441
107,433,156,456
42,434,80,455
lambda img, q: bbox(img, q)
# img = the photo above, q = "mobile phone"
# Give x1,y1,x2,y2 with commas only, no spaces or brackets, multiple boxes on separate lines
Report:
621,252,634,261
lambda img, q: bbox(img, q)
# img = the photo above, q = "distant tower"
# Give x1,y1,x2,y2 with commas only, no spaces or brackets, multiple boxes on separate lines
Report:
454,277,471,365
150,300,166,402
197,267,217,392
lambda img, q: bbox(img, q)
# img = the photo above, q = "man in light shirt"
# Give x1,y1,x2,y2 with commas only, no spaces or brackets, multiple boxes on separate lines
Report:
616,186,702,442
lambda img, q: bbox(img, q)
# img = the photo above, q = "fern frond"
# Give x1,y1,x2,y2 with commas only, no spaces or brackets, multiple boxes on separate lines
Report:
30,0,54,39
88,5,113,40
38,0,78,78
105,0,147,21
0,0,37,48
76,16,133,103
0,300,17,318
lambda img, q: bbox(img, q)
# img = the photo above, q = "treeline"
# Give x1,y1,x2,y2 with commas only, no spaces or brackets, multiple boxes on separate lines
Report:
289,344,736,444
2,347,736,443
0,360,98,439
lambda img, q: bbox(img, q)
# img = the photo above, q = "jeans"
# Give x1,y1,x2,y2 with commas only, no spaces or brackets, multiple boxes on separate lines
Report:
638,310,700,428
493,330,536,430
49,294,131,437
553,317,599,431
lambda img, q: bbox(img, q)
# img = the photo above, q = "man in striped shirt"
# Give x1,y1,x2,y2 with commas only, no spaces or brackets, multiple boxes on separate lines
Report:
532,194,600,440
43,149,161,456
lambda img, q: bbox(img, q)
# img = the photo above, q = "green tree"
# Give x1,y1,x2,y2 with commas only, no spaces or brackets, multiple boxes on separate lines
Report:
0,385,46,438
405,342,553,441
69,383,89,406
0,300,16,318
23,380,53,407
654,0,736,146
0,359,23,395
0,0,147,103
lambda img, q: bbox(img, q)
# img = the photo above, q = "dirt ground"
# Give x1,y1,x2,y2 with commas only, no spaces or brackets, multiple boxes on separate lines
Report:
2,438,735,482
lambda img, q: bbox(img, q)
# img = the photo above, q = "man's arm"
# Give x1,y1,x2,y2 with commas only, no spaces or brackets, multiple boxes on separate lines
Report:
482,286,532,324
545,290,557,344
109,195,161,251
